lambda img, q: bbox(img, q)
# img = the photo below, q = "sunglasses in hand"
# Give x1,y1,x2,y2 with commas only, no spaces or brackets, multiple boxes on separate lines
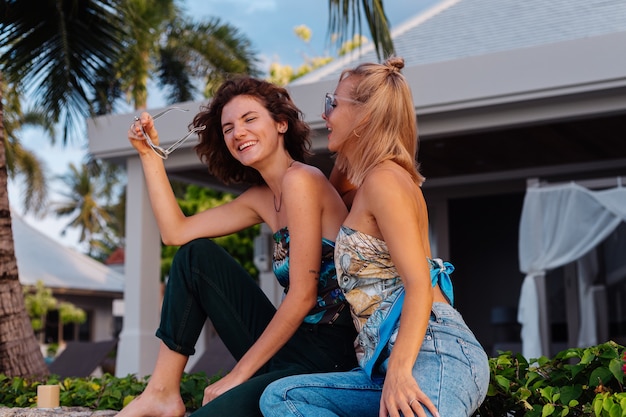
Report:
131,107,206,159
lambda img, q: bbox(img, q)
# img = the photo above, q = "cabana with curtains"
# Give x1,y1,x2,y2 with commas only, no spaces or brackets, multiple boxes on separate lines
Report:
517,177,626,359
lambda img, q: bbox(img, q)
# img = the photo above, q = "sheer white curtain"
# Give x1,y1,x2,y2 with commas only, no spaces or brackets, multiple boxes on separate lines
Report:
517,181,626,359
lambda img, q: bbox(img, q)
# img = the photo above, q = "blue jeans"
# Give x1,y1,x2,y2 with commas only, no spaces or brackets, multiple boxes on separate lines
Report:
260,302,489,417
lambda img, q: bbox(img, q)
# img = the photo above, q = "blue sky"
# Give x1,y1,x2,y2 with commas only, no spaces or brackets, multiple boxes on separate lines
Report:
9,0,439,250
183,0,436,71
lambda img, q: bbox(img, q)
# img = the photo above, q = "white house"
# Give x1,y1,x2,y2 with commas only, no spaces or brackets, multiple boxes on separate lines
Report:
13,211,124,343
88,0,626,376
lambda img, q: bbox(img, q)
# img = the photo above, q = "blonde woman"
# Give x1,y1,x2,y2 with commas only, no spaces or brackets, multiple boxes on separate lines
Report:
260,58,489,417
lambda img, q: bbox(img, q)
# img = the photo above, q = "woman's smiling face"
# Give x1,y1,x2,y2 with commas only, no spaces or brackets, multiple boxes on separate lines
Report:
323,77,360,153
221,95,285,166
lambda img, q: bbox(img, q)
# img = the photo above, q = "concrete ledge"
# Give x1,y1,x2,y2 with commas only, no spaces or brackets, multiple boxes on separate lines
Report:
0,408,193,416
0,408,116,416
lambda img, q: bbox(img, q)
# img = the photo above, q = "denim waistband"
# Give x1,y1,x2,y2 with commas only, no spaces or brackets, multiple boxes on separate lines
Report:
430,302,461,321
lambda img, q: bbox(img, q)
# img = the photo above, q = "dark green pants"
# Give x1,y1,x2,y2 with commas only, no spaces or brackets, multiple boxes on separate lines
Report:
156,238,357,417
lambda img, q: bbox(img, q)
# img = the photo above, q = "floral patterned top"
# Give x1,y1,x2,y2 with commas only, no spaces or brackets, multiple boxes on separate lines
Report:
272,227,348,325
335,225,455,368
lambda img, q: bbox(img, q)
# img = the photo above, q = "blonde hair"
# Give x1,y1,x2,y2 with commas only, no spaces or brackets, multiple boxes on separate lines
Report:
334,56,425,187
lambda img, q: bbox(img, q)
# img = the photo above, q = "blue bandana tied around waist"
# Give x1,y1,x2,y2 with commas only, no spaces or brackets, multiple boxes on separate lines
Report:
362,258,455,379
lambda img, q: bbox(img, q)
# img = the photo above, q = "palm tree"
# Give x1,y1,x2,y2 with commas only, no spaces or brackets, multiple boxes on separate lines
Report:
114,0,177,110
0,0,126,377
3,80,55,216
103,0,259,111
157,17,260,101
63,3,260,265
79,2,260,262
0,0,390,377
328,0,394,60
53,162,122,257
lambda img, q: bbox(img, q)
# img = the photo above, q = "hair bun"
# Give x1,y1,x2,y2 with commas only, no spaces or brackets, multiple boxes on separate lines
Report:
385,56,405,72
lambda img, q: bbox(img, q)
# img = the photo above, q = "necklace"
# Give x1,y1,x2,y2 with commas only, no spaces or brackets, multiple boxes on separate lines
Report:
273,160,296,212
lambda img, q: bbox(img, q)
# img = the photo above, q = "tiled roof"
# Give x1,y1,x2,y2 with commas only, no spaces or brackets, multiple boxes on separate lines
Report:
292,0,626,85
13,211,124,293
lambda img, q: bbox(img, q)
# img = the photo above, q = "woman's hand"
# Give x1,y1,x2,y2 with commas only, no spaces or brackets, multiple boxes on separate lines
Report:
379,368,439,417
202,372,246,405
128,111,160,156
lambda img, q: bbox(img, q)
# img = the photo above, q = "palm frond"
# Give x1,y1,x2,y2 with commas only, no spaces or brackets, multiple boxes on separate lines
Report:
0,0,126,142
159,17,260,100
328,0,394,61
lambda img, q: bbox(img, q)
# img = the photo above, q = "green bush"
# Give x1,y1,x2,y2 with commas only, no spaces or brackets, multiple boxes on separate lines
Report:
475,340,625,417
1,341,624,415
0,372,221,411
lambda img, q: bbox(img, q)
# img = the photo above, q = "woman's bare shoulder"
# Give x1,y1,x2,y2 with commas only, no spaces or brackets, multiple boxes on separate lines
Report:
283,162,333,190
362,162,411,191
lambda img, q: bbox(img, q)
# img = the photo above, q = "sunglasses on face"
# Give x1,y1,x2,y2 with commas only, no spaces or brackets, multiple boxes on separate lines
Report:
323,93,360,118
132,107,206,159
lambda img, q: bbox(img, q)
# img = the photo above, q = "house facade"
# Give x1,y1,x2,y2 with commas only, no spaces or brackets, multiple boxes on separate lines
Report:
88,0,626,376
13,212,124,344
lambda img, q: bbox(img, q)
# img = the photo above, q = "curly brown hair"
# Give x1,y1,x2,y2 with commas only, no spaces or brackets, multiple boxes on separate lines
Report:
192,76,311,185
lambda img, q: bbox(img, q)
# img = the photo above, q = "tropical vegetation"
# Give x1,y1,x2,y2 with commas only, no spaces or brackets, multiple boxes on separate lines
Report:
2,81,54,216
0,0,394,377
0,0,128,378
477,341,625,416
328,0,393,60
52,161,126,258
159,183,260,281
0,341,624,416
23,281,86,346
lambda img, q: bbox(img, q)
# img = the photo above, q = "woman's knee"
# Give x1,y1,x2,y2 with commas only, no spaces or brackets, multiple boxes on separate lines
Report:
260,376,312,407
174,238,222,263
259,377,311,417
171,238,241,282
259,379,282,407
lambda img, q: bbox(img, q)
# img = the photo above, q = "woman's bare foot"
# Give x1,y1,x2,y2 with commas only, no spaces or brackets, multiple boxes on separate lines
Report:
116,389,186,417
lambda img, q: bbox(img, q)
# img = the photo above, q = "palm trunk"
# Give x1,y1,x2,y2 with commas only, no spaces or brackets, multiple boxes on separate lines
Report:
0,73,49,377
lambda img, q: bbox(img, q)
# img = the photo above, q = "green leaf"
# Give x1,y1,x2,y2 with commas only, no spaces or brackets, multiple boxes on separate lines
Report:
609,358,625,384
620,395,626,411
560,385,582,405
497,355,513,366
495,374,511,391
123,395,136,407
580,349,596,365
519,387,532,401
527,371,543,385
540,386,554,401
590,366,614,387
542,403,556,417
605,397,616,411
609,403,621,417
594,395,605,417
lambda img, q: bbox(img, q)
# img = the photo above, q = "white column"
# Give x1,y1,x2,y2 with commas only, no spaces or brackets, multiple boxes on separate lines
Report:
115,157,162,377
255,224,282,307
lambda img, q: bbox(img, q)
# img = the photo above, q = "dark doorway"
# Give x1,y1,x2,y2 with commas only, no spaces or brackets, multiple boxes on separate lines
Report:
448,192,526,355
